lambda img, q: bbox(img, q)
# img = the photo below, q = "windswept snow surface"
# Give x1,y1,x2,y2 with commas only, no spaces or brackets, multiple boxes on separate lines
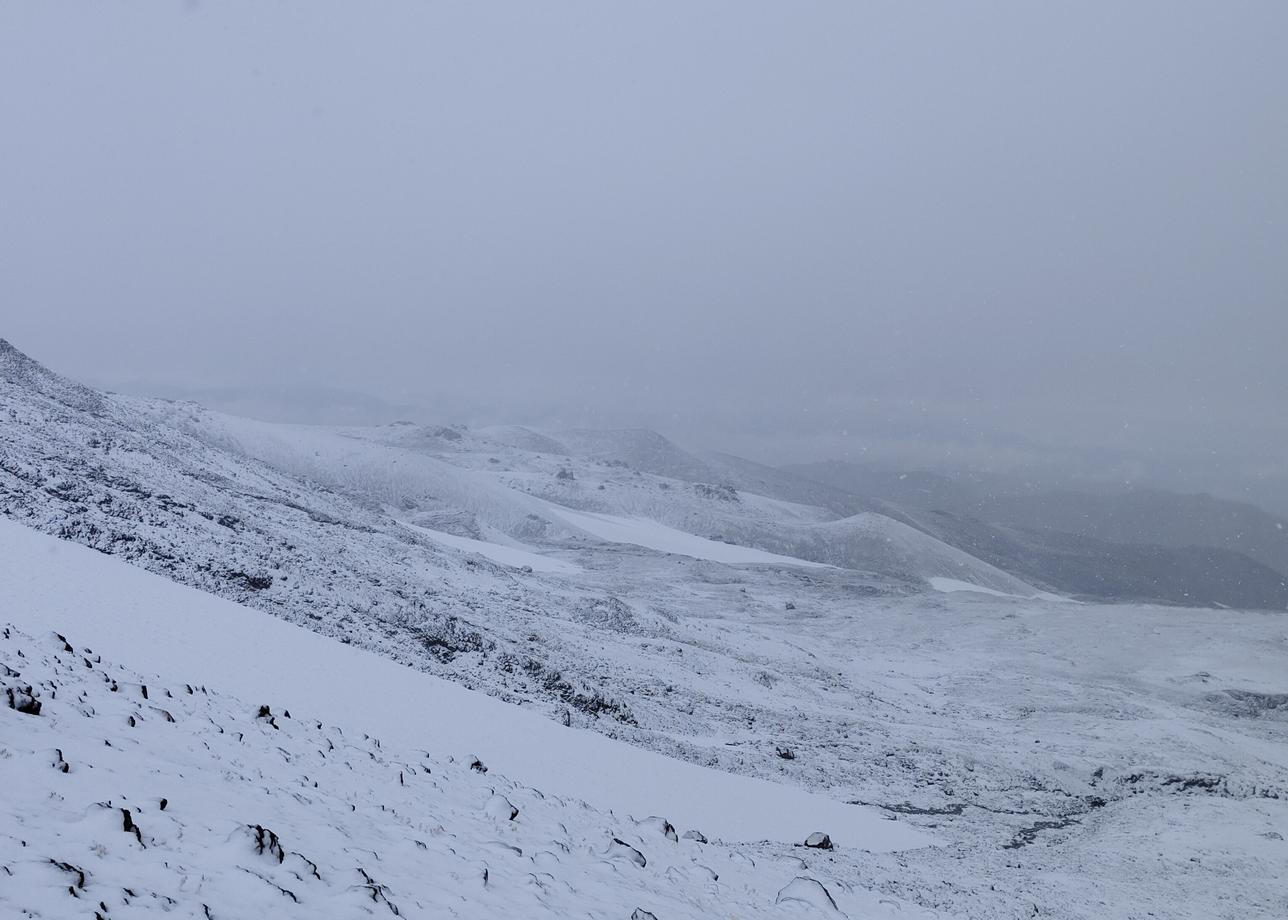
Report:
0,638,929,917
398,521,581,574
546,504,830,568
928,576,1073,603
927,577,1020,598
0,517,927,850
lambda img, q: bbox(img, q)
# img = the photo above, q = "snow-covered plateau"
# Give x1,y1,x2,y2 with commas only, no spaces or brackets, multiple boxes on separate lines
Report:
3,339,1287,918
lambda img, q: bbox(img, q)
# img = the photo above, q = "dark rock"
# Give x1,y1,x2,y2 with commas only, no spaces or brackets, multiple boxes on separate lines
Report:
249,824,286,863
47,859,86,891
803,832,833,850
121,808,144,846
5,683,41,715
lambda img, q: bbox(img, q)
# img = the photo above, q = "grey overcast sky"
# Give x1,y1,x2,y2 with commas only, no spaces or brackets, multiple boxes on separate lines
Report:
2,3,1285,505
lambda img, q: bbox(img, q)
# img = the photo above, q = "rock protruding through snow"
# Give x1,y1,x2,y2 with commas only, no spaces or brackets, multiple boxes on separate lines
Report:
0,621,917,919
775,877,841,913
804,832,833,850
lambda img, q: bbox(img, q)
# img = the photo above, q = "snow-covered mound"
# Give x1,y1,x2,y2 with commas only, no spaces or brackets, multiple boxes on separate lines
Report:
543,504,830,568
719,513,1038,595
554,428,723,483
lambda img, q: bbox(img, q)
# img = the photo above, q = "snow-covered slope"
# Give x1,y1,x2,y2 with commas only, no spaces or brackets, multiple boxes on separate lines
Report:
541,504,830,568
0,531,928,918
176,405,1016,591
6,340,1288,918
0,517,926,850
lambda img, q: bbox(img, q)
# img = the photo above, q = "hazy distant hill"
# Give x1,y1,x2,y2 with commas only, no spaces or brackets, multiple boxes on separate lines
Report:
787,460,1288,607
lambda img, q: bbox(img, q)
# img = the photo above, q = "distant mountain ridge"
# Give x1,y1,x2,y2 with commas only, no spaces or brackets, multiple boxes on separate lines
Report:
5,337,1285,613
787,459,1288,607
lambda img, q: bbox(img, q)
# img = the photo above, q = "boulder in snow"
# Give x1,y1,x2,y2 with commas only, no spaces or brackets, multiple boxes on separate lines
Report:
637,815,678,842
606,837,647,868
775,877,840,913
4,683,41,715
483,794,519,821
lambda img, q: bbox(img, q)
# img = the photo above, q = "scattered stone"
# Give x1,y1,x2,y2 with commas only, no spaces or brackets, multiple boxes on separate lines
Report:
606,838,647,868
483,794,519,821
631,910,658,920
356,867,399,914
249,824,286,863
804,832,833,850
637,816,678,842
682,829,708,844
47,858,86,891
776,745,796,760
775,877,839,913
469,756,488,774
690,864,719,882
121,809,144,846
5,683,41,715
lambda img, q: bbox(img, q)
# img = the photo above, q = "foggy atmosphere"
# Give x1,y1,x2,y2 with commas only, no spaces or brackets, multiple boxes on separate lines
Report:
2,3,1286,919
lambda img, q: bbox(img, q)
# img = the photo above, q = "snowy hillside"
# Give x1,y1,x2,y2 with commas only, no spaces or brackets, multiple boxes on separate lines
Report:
174,407,1034,591
0,522,927,919
4,340,1288,918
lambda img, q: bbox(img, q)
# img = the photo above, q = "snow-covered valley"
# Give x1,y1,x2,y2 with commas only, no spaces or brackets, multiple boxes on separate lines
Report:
3,340,1287,918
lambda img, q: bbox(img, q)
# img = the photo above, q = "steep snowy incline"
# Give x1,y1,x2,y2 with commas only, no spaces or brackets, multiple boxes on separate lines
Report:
0,516,932,851
0,633,929,920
